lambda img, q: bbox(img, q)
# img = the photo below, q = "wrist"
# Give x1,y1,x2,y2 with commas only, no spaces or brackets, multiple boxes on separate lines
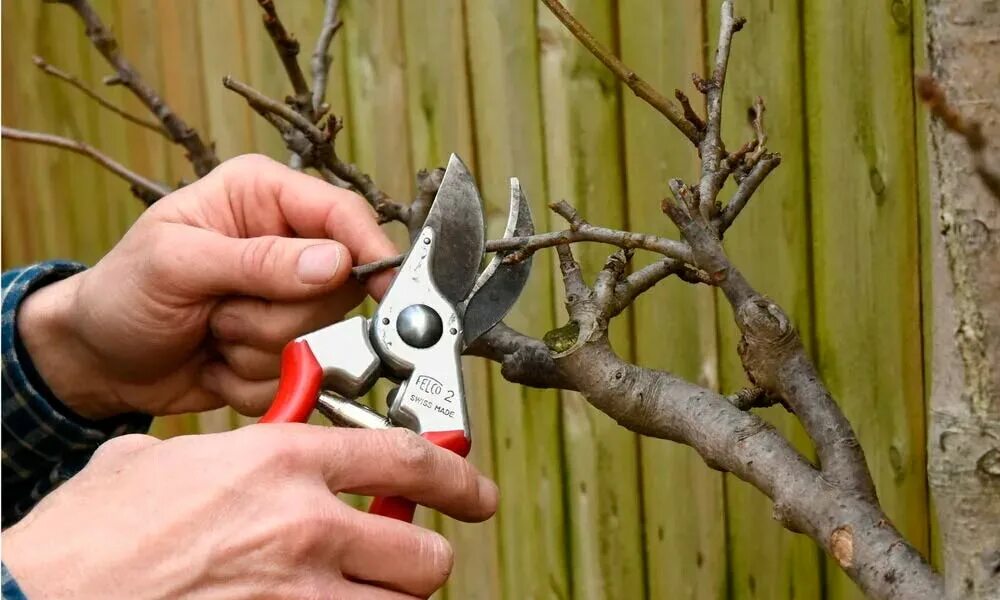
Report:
16,273,124,420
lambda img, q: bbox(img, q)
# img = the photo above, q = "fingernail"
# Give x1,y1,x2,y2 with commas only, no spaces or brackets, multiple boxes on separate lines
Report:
477,476,500,514
297,244,343,284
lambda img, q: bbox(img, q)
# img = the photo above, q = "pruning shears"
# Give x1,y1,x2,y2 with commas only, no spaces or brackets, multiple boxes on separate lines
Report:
259,154,534,522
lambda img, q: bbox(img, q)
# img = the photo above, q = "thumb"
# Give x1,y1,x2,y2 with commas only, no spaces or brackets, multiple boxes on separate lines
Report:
177,229,353,300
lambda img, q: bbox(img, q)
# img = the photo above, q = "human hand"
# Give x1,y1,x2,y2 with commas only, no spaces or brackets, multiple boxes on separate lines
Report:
2,425,498,599
17,154,397,419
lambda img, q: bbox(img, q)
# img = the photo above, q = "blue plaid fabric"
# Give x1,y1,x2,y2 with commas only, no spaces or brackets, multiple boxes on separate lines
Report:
1,564,26,600
2,262,152,597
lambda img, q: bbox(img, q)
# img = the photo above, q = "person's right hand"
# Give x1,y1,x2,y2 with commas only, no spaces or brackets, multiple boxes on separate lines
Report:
1,425,498,599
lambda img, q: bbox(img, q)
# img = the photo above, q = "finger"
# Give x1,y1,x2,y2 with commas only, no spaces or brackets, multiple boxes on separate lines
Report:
200,362,278,416
182,155,398,298
161,227,354,301
338,581,420,600
209,291,363,351
280,427,498,522
339,508,454,597
89,434,159,464
214,343,280,380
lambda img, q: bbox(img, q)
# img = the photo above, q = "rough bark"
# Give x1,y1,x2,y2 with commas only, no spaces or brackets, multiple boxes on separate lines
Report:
924,2,1000,598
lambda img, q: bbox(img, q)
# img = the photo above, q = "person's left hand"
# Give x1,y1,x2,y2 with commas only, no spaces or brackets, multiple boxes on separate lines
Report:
18,154,397,420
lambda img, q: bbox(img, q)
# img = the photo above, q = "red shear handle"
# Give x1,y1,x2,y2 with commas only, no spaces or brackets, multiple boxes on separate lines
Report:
369,430,471,522
260,341,323,424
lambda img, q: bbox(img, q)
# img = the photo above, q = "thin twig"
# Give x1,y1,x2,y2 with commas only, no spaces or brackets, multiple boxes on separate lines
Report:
717,153,781,232
539,0,700,145
311,0,342,117
223,75,408,223
726,387,779,411
255,0,312,117
32,56,169,138
698,0,745,219
593,250,633,312
675,89,706,133
917,75,1000,201
51,0,218,177
2,126,171,204
352,221,696,280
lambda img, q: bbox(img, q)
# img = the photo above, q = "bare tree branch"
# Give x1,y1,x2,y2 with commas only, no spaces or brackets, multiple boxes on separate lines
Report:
255,0,312,119
2,126,170,204
32,56,169,138
539,0,701,145
310,0,342,117
222,75,410,225
49,0,219,177
697,0,745,220
717,153,781,233
351,205,699,281
917,74,1000,201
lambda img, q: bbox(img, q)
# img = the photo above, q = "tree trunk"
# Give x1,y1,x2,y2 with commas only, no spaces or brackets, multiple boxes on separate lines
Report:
924,2,1000,598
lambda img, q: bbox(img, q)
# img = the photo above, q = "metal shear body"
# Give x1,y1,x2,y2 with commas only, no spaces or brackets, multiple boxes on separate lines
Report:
259,155,533,522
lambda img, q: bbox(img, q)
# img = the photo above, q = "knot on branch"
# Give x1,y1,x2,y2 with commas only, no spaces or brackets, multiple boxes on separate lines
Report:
736,296,800,390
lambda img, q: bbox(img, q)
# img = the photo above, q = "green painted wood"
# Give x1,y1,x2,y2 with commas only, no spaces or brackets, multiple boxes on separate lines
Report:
400,3,503,598
616,2,729,598
537,2,644,598
113,0,170,227
2,1,48,267
195,0,262,433
117,0,197,440
463,2,569,598
91,0,144,260
704,2,825,599
910,0,941,572
1,2,938,596
803,1,929,598
196,0,257,163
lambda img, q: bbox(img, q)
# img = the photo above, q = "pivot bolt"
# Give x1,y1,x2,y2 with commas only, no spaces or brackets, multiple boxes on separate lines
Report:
396,304,443,348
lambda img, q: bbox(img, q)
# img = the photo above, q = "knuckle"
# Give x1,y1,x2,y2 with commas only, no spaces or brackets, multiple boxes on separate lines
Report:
387,429,435,474
276,505,334,559
240,236,283,279
257,436,306,474
223,153,277,175
91,434,157,463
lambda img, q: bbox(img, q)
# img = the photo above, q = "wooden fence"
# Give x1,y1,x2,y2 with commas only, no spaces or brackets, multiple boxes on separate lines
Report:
1,1,933,598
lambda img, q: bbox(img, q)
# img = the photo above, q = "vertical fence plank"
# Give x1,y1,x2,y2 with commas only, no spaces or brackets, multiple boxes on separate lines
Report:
117,0,197,439
91,0,145,255
909,0,940,571
617,2,729,598
340,0,426,521
196,0,261,433
537,2,644,598
2,1,46,267
803,2,929,598
155,0,210,184
401,3,503,598
35,4,104,265
154,0,233,435
464,2,569,598
705,2,825,598
196,0,256,163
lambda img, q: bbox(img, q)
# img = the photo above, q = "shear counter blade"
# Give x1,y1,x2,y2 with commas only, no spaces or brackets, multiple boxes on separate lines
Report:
461,178,535,346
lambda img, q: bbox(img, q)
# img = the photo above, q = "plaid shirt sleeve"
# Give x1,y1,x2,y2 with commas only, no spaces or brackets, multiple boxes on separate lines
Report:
2,262,152,531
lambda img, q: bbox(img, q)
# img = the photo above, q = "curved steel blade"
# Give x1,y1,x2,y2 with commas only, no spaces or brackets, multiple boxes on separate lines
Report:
461,178,535,347
422,154,486,306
